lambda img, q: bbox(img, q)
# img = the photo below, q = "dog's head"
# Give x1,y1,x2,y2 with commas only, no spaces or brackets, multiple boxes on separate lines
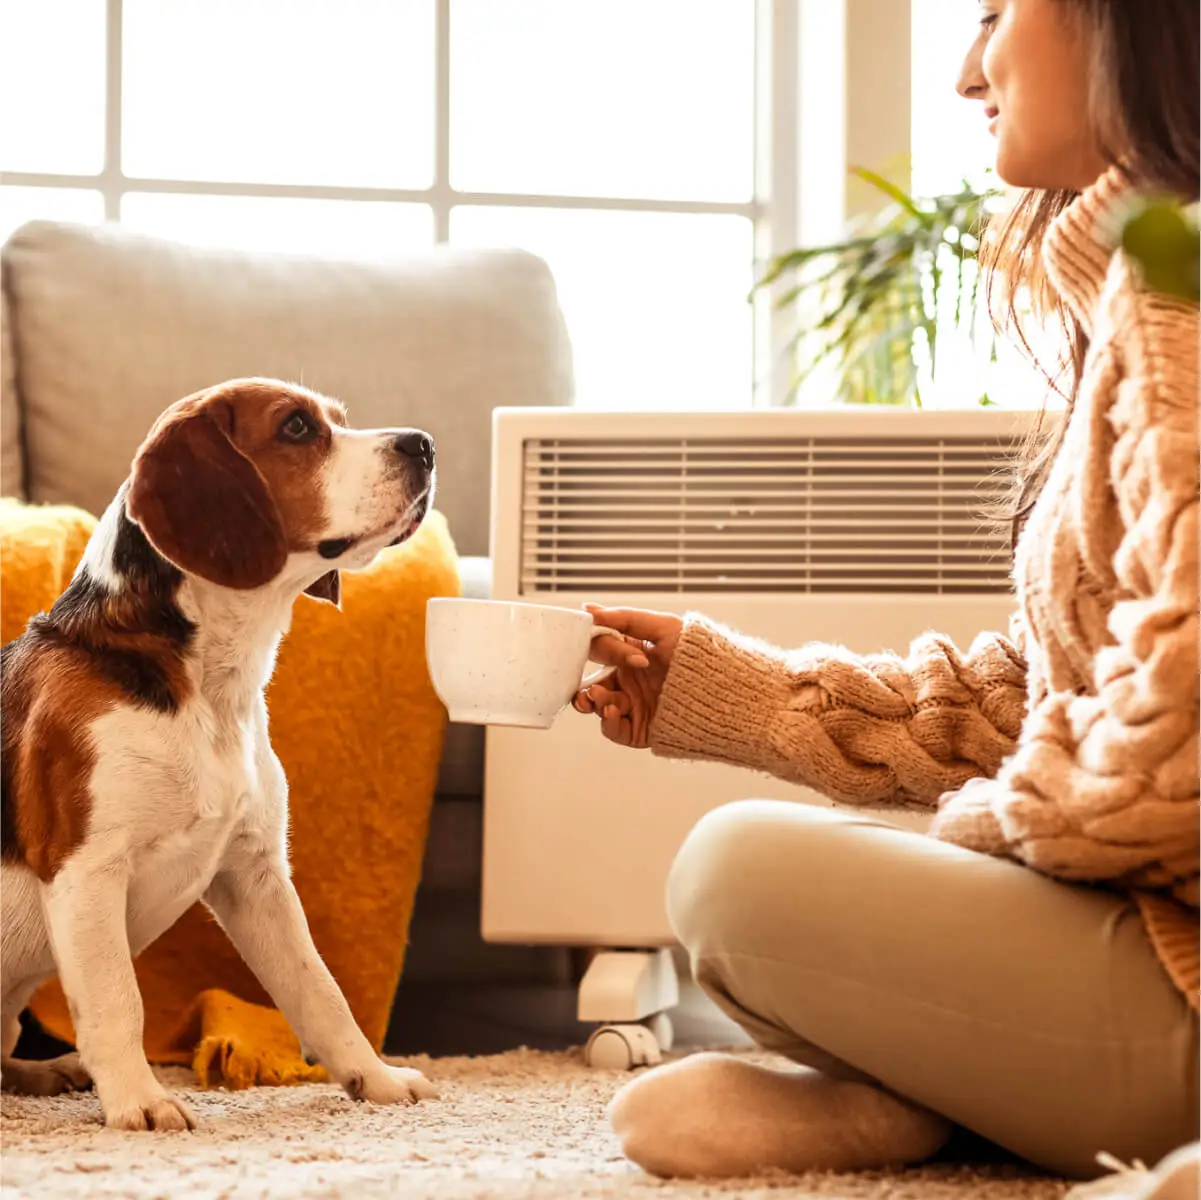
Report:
126,379,434,607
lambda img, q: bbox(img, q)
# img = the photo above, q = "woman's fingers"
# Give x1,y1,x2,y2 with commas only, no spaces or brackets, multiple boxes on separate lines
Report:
574,683,635,745
573,684,632,717
587,634,650,669
594,686,634,746
585,604,679,645
601,703,631,746
587,684,631,715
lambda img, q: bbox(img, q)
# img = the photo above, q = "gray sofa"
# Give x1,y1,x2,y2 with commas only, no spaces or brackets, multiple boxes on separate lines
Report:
0,219,574,984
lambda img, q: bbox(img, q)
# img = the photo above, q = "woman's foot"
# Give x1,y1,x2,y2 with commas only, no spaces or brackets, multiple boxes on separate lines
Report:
608,1052,952,1179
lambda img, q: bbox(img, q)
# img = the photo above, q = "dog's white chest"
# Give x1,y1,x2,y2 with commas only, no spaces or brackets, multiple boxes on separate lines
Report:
88,703,265,954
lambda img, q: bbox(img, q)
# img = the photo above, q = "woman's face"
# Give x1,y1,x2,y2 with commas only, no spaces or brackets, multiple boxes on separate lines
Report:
957,0,1109,190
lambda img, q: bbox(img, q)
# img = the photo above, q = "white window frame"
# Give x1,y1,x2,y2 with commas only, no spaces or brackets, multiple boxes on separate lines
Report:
2,0,913,409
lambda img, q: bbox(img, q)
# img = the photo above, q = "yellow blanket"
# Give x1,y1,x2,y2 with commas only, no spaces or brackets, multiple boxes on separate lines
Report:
0,498,458,1088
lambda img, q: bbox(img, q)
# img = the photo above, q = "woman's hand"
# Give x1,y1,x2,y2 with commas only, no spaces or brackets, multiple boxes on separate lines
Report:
573,605,684,748
930,774,1008,855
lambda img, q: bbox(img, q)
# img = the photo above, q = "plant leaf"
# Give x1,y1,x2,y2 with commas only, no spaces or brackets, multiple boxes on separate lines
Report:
850,166,929,223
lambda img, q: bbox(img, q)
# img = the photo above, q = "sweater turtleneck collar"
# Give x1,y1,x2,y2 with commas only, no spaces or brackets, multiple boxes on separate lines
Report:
1042,164,1137,336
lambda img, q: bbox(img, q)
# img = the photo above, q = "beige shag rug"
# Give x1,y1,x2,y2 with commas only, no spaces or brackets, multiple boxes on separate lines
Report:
0,1049,1073,1200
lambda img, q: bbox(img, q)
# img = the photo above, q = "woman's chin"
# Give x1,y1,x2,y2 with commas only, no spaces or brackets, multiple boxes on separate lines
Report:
992,143,1109,194
990,146,1034,190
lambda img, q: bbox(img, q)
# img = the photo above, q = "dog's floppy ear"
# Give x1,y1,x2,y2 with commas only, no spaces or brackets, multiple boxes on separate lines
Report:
127,402,288,589
303,570,342,609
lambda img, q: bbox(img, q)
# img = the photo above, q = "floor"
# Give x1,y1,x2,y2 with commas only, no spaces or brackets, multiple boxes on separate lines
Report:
0,1050,1075,1200
5,979,1085,1200
4,900,1082,1199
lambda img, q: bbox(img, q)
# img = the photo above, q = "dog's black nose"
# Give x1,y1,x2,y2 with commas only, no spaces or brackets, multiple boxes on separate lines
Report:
392,430,434,471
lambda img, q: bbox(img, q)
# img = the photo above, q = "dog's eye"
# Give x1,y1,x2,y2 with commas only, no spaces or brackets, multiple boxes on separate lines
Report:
279,411,315,443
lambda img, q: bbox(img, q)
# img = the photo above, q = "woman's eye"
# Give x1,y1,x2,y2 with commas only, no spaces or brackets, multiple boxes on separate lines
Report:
279,412,313,442
979,11,999,31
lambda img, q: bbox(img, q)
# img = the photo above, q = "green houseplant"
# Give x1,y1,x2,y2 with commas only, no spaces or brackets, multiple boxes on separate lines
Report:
758,169,1003,407
1120,198,1200,302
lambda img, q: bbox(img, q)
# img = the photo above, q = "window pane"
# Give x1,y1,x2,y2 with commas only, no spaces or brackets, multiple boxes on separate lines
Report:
451,1,754,202
911,1,1050,410
0,0,105,173
0,186,104,242
123,0,435,188
121,193,433,258
452,207,752,408
911,0,995,197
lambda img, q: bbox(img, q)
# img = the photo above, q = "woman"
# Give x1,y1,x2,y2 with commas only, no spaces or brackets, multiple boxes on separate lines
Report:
574,0,1199,1184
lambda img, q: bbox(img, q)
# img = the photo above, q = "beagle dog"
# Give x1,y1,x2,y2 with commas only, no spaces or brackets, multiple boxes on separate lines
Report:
1,379,438,1130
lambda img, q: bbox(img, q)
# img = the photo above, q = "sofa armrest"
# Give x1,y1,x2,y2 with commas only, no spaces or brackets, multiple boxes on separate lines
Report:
456,555,493,603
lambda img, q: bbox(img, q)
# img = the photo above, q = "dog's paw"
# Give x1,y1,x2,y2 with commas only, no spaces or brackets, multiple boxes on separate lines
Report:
346,1064,438,1106
105,1089,197,1132
1,1052,92,1096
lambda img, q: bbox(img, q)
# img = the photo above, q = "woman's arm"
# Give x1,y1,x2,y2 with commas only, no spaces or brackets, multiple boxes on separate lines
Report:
647,616,1028,809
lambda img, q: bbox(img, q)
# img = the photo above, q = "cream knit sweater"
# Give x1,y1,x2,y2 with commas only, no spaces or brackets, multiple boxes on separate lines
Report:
648,167,1199,1010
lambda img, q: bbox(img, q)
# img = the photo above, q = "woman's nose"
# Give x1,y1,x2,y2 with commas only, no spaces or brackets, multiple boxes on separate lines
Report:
957,31,988,101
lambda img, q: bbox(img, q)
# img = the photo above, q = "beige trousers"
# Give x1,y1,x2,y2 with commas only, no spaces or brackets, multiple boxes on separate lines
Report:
667,800,1199,1179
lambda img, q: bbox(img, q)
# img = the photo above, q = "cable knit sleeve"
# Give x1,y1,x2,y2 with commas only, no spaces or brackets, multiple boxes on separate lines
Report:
932,267,1200,905
647,617,1027,808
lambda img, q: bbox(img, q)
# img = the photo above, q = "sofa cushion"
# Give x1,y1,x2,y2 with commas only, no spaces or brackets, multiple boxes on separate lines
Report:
2,221,573,556
1,284,23,497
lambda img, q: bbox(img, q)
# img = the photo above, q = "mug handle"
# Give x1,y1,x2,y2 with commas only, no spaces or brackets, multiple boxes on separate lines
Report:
579,625,624,690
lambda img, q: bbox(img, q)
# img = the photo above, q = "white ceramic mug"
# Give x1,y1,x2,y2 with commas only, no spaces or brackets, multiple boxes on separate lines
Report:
425,598,621,729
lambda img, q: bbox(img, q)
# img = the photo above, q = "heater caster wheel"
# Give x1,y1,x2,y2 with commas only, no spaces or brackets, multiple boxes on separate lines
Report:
644,1011,674,1052
584,1024,663,1070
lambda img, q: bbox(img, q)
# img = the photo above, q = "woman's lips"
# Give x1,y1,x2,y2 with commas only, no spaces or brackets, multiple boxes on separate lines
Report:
985,106,999,134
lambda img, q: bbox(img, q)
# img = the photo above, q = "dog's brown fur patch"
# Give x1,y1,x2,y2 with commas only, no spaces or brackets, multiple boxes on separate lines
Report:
2,639,109,880
1,506,195,880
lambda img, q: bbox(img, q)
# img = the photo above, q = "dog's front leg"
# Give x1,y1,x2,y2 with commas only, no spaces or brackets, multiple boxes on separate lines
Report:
41,860,195,1131
204,855,436,1105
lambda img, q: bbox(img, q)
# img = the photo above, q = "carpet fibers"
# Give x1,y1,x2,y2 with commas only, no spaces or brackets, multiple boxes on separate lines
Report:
0,1049,1073,1199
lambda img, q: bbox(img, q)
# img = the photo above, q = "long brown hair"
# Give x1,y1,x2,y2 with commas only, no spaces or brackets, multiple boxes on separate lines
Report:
981,0,1200,548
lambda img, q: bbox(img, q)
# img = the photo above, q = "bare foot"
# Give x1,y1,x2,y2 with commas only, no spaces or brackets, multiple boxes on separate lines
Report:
609,1052,952,1179
1,1052,93,1097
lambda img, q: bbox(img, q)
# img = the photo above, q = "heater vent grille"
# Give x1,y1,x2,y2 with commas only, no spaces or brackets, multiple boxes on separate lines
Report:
519,434,1017,594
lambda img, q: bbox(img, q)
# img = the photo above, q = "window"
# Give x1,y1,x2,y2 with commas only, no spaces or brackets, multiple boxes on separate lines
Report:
3,2,1049,412
910,0,994,198
910,0,1053,410
0,0,764,410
